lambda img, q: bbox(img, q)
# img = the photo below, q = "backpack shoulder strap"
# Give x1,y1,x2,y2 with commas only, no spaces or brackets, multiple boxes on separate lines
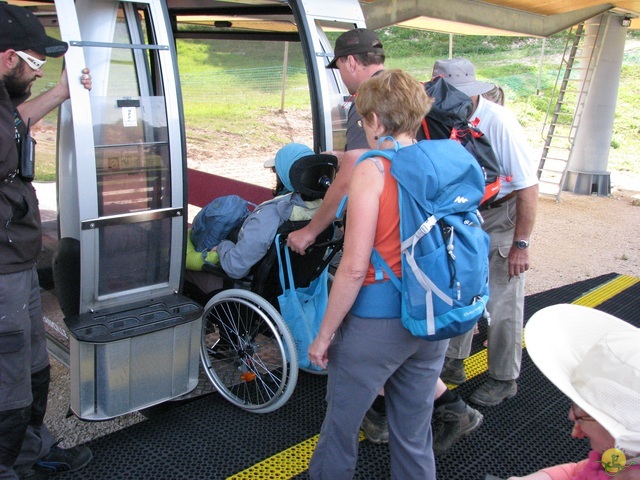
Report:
421,118,432,140
355,145,401,288
356,135,402,166
356,148,394,166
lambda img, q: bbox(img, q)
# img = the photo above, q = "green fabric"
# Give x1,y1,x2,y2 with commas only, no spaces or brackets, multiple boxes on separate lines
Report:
185,229,219,271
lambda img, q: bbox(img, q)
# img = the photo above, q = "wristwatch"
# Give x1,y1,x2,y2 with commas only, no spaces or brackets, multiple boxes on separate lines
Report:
513,240,530,249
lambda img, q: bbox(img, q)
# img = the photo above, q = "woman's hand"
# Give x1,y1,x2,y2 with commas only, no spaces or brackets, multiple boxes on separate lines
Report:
308,334,332,370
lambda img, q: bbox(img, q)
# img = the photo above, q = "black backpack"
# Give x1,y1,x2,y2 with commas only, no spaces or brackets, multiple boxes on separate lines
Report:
417,76,502,207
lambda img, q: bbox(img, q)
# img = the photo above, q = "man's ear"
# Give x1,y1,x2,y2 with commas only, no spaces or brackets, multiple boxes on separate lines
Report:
0,50,19,72
369,112,383,135
345,54,358,72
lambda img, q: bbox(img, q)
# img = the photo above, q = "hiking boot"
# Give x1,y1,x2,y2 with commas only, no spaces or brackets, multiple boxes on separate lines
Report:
469,378,517,406
33,443,93,475
432,398,483,455
19,471,48,480
440,358,467,385
361,407,389,444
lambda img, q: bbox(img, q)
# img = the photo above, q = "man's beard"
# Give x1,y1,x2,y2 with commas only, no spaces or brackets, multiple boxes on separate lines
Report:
4,64,34,99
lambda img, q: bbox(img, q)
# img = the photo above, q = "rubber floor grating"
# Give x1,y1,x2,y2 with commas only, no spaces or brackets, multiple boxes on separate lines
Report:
54,273,639,480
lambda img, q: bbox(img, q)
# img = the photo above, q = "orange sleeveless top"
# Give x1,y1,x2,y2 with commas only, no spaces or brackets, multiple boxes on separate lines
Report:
363,156,402,285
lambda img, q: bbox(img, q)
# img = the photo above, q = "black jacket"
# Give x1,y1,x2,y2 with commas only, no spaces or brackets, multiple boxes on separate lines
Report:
0,81,42,273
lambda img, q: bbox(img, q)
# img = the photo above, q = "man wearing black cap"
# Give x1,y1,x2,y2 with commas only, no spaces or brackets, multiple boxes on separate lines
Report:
288,28,385,257
1,3,92,478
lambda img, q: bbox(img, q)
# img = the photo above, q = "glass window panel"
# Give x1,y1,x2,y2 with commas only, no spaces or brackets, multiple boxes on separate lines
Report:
92,96,170,215
316,20,357,153
88,3,173,296
177,37,313,189
98,218,171,295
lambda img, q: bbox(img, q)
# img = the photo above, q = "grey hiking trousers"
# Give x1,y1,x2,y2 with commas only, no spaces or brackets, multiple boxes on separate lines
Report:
446,195,525,381
309,313,447,480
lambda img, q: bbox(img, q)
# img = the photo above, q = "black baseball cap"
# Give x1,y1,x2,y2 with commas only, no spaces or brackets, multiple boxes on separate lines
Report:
0,2,68,57
326,28,384,69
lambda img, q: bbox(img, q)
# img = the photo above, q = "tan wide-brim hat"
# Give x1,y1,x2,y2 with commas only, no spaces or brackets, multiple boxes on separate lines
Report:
525,304,640,455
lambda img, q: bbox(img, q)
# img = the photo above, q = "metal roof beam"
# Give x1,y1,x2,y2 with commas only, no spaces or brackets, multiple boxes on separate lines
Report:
361,0,614,36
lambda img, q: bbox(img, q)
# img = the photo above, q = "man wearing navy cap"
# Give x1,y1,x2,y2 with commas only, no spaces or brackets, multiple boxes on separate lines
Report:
0,2,91,478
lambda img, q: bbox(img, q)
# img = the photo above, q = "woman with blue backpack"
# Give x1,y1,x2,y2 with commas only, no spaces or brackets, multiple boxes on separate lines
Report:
308,69,455,480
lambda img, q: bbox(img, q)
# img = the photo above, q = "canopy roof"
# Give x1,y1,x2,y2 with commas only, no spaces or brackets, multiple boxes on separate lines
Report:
360,0,639,36
9,0,639,36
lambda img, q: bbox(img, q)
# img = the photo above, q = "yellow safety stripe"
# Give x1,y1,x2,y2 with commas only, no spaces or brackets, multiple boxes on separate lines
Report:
228,432,366,479
460,274,639,373
572,274,639,308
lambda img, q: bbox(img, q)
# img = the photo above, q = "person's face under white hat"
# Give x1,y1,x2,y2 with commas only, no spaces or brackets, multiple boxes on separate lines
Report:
569,403,615,454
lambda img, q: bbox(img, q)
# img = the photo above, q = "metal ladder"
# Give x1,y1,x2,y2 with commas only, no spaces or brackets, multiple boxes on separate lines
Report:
537,20,604,201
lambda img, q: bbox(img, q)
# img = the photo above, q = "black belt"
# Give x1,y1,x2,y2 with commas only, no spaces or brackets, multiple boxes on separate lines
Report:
485,191,516,209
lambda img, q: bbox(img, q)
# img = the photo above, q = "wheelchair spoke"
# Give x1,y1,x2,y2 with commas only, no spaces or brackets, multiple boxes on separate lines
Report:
200,290,297,413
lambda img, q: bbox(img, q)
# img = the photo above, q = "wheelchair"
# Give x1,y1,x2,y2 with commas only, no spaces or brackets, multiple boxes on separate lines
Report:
185,153,342,414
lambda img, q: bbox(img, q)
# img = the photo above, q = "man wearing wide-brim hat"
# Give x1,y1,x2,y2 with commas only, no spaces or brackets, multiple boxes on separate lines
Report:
437,57,539,408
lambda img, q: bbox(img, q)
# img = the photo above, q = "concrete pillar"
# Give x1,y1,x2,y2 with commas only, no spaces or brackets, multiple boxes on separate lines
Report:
564,12,628,196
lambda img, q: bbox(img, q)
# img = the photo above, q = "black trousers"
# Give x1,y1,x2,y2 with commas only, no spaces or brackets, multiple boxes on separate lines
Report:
0,365,50,478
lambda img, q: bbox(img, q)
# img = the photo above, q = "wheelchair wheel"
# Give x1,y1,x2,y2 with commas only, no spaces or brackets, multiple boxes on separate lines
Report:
200,289,298,413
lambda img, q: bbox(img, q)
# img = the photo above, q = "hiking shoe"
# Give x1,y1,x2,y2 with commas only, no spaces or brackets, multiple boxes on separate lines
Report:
19,470,48,480
33,443,93,475
432,398,483,455
440,358,467,385
469,378,517,406
361,407,389,444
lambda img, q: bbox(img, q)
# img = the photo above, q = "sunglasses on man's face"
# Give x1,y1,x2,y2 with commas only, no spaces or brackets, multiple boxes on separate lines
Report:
15,51,47,71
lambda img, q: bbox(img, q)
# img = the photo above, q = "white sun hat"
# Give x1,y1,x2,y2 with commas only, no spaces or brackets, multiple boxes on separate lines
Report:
525,304,640,455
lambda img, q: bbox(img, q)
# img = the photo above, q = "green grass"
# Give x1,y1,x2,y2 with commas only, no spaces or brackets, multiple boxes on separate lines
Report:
177,38,310,129
384,29,640,175
30,30,640,181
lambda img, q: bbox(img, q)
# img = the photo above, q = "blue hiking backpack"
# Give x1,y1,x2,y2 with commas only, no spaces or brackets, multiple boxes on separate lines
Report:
358,138,490,341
